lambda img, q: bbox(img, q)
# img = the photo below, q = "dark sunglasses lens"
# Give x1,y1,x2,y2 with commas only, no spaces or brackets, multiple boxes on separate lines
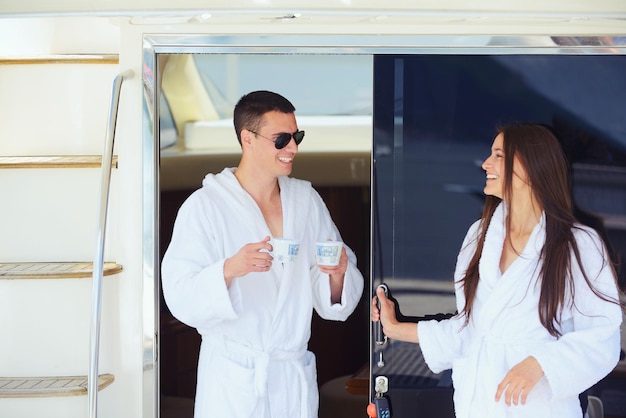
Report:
274,131,305,149
293,130,305,145
274,133,292,149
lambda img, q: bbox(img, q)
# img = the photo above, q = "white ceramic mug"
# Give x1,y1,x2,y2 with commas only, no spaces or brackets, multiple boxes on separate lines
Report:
315,241,343,266
271,238,300,263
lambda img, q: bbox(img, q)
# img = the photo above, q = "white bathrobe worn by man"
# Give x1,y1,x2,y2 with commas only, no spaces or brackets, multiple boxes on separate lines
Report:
418,203,622,418
162,167,364,418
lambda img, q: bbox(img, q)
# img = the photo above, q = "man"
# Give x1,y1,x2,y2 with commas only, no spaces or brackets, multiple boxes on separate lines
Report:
161,90,364,418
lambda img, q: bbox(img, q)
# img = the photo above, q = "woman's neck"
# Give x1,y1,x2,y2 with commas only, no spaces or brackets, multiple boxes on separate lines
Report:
508,195,542,236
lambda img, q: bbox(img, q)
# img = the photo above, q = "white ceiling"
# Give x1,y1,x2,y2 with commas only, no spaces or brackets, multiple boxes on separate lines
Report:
2,0,626,17
1,0,624,40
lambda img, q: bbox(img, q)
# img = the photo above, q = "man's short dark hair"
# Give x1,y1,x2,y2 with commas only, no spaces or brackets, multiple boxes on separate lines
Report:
233,90,296,144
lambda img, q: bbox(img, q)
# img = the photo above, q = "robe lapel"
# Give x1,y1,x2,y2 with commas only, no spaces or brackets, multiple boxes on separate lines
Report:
476,203,545,331
211,168,272,237
279,176,312,240
270,177,314,333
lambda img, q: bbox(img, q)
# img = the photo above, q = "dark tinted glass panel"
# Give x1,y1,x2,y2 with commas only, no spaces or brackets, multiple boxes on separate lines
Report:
373,54,626,310
371,54,626,416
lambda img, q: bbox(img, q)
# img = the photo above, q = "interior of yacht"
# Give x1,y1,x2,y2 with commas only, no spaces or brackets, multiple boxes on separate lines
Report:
0,2,625,418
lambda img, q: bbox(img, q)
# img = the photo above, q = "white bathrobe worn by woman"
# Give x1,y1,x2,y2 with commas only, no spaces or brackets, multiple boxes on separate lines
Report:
161,167,364,418
418,203,622,418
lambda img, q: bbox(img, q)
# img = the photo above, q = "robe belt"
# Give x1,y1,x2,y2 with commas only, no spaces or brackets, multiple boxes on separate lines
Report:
204,335,309,418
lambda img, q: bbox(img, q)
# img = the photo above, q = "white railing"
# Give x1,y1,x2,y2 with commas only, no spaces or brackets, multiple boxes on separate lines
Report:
89,69,133,418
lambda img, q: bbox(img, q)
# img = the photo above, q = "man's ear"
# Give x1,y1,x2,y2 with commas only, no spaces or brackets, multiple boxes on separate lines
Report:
241,129,253,147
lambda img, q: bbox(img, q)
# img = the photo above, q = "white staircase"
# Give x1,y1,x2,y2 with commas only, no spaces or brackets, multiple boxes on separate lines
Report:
0,55,125,418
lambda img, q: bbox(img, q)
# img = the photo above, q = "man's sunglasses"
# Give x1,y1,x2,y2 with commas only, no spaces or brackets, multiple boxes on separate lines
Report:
249,129,305,150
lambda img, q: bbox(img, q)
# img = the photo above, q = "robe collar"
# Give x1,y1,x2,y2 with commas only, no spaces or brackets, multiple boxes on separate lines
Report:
474,202,546,330
479,202,546,285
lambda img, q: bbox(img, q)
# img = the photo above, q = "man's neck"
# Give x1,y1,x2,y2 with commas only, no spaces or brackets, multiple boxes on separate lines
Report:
234,166,280,203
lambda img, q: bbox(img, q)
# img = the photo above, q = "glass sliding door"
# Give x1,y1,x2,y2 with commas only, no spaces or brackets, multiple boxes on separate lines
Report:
143,34,625,418
371,52,626,418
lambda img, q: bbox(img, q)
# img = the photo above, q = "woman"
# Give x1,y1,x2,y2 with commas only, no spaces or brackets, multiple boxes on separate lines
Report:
372,123,623,418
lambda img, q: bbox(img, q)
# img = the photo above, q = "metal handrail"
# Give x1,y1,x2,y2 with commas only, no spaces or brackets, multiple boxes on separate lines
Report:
89,69,133,418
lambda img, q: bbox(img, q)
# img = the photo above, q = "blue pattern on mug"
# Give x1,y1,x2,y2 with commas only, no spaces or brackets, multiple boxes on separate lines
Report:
288,243,300,256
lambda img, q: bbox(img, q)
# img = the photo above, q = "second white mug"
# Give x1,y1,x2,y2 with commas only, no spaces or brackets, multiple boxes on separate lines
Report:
315,241,343,266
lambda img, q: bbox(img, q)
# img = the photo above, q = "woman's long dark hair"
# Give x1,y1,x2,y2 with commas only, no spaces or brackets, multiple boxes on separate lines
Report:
459,123,619,337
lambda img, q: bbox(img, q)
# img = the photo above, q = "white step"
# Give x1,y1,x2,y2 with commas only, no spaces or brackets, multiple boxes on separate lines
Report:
0,158,119,262
0,57,119,156
0,374,114,398
0,378,117,418
0,262,122,376
0,262,122,418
